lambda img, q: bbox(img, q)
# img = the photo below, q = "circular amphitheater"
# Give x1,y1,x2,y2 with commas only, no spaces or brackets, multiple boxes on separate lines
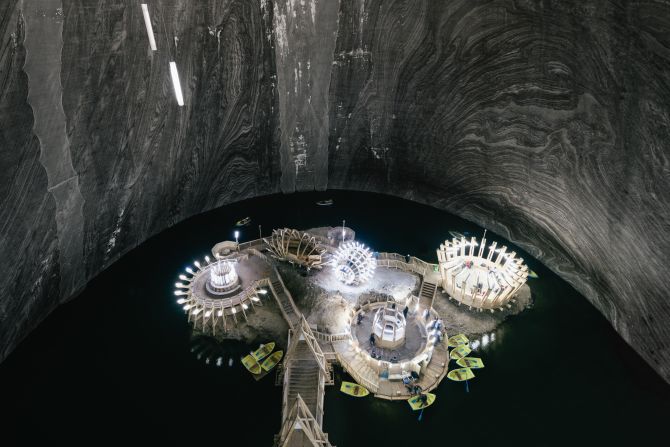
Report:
436,234,529,310
174,242,272,335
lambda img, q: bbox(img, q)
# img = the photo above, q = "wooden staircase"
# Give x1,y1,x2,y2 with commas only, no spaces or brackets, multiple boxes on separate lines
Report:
270,277,300,327
284,341,323,423
275,394,333,447
419,280,438,310
267,270,331,447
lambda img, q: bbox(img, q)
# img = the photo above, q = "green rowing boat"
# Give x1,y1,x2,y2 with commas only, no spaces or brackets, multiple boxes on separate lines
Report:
456,357,484,369
450,345,471,360
447,367,475,382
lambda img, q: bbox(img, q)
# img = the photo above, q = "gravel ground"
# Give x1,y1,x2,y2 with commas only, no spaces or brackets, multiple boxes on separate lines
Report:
209,256,532,351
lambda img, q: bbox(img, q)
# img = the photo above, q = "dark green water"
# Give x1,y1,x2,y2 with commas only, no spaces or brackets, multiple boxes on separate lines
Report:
1,191,668,445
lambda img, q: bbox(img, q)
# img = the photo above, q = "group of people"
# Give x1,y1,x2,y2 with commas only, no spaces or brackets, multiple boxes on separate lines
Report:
429,318,443,331
402,371,424,397
428,317,446,343
405,382,423,396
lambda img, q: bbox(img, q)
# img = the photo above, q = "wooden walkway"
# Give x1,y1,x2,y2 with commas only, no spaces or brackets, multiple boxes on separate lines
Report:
328,334,450,401
283,335,326,425
233,241,450,445
266,270,333,447
270,277,301,327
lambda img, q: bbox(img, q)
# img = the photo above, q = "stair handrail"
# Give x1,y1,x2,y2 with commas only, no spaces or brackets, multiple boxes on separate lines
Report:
277,394,333,447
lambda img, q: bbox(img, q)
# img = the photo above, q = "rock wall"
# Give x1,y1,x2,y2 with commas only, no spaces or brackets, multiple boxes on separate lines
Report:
1,0,669,382
327,0,670,380
0,0,62,361
0,0,280,360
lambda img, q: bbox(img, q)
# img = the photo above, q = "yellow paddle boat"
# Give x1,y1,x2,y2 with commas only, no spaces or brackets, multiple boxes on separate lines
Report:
456,357,484,369
408,393,436,410
261,350,283,372
447,367,475,382
450,345,472,360
241,354,261,375
448,333,469,347
340,381,369,397
252,342,275,361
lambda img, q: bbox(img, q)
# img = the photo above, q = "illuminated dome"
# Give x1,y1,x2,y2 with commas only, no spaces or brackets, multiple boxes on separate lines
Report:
206,259,239,295
436,233,528,310
333,241,376,286
173,250,266,336
372,301,406,348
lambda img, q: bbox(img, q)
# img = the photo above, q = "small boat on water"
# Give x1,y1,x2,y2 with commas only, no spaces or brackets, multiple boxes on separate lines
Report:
408,393,436,410
241,354,261,375
251,342,275,361
261,350,283,372
340,381,369,397
447,367,475,382
449,230,465,240
450,345,472,360
236,216,251,226
528,269,539,279
316,199,334,206
456,357,485,369
448,333,469,347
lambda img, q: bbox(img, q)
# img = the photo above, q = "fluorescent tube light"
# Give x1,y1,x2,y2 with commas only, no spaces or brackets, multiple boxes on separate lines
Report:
169,62,184,106
141,4,157,51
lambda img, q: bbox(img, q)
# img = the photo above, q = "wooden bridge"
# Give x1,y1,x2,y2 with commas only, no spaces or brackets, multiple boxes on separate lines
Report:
229,240,446,446
267,268,335,447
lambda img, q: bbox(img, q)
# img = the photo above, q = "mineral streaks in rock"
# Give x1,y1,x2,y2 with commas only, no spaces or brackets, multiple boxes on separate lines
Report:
1,0,670,384
328,0,670,381
0,1,62,360
329,0,428,186
24,0,86,299
60,0,280,278
273,0,338,192
0,0,281,362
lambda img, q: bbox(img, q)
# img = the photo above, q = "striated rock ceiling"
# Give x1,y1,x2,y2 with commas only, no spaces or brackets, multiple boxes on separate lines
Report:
1,0,669,382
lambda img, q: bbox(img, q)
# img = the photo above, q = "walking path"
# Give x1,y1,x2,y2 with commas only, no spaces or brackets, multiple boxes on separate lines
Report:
231,239,449,446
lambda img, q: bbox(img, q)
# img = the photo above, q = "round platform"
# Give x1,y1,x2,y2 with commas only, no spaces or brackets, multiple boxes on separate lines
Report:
190,255,259,301
352,302,428,364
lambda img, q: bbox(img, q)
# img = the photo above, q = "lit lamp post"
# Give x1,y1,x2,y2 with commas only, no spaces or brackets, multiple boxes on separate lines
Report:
234,230,239,250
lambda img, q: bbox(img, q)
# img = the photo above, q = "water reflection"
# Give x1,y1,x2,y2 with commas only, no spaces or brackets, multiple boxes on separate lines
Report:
190,334,235,367
469,331,496,351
